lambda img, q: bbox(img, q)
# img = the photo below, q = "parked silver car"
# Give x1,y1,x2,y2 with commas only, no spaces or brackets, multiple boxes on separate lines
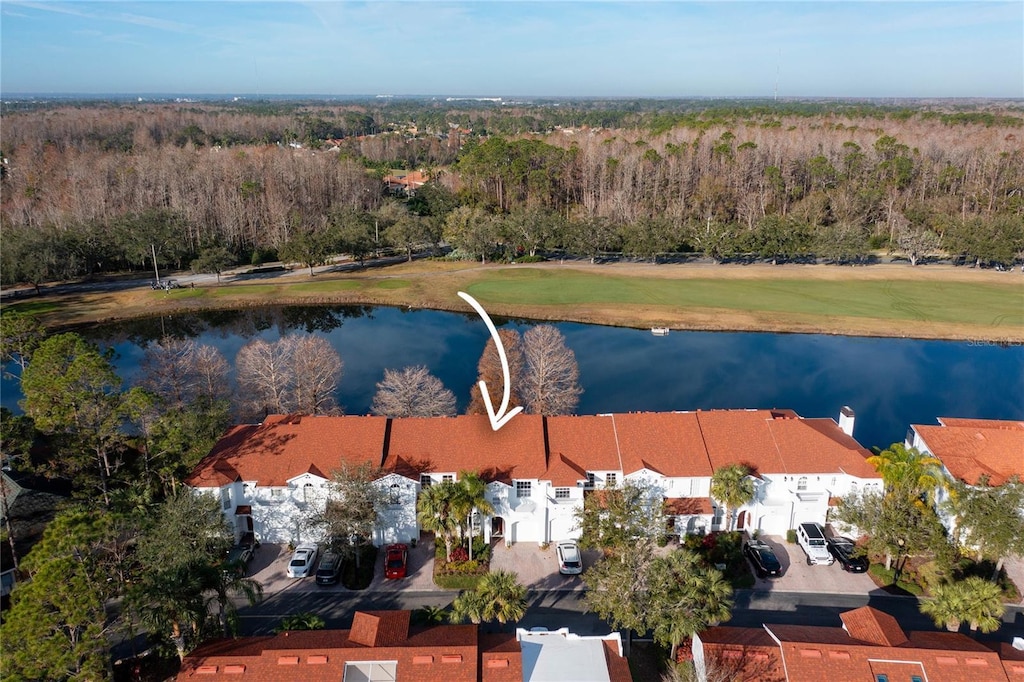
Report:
556,541,583,575
286,543,319,578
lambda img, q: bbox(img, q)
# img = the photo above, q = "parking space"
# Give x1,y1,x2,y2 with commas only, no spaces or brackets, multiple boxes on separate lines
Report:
369,538,440,592
489,542,598,591
750,535,875,594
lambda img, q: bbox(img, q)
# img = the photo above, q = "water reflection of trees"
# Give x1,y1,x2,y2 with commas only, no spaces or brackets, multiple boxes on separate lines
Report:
78,304,377,346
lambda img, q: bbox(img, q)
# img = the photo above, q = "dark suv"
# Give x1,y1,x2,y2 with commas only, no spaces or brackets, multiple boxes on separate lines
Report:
315,551,341,586
826,536,869,572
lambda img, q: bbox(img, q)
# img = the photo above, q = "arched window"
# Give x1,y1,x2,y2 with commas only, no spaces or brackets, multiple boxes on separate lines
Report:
797,476,808,491
389,484,401,506
303,482,314,503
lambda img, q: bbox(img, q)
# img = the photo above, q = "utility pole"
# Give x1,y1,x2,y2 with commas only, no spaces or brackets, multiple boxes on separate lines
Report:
151,243,161,285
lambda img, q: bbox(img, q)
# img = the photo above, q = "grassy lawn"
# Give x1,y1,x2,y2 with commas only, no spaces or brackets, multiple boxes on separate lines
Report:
7,261,1022,340
465,269,1023,328
290,280,363,293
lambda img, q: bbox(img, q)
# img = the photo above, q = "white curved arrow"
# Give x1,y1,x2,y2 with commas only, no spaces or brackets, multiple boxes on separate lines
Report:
458,291,524,431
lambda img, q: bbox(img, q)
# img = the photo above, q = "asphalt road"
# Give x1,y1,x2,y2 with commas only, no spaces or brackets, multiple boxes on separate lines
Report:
235,587,1024,641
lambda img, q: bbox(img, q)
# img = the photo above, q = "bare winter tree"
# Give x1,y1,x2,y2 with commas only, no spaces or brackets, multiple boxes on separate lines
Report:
371,365,457,418
521,325,582,415
235,338,293,418
140,338,198,409
467,329,525,416
193,343,231,402
288,335,343,415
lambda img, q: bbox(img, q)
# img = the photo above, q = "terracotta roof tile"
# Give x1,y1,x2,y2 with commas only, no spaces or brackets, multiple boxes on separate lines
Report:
383,415,547,484
664,497,713,515
545,415,621,472
696,410,788,473
915,419,1024,485
186,415,388,487
349,610,410,647
613,412,712,477
840,606,907,646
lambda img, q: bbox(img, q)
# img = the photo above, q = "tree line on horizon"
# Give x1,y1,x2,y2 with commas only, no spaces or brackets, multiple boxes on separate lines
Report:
1,101,1022,288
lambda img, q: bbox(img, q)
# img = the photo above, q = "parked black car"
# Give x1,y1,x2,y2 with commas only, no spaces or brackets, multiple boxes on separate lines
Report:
827,536,869,572
223,538,258,577
315,550,342,586
743,538,782,578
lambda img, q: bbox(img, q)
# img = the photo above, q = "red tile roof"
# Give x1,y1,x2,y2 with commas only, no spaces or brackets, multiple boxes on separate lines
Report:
664,497,713,515
696,606,1007,679
613,412,711,477
915,418,1024,485
189,410,881,491
545,414,621,472
384,415,547,484
176,611,629,681
185,415,388,487
840,606,907,646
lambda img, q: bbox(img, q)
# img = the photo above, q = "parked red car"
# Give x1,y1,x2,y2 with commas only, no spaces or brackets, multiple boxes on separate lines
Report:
385,544,408,579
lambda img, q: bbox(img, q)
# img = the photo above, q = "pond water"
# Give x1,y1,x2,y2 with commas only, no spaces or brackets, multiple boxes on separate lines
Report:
3,304,1022,451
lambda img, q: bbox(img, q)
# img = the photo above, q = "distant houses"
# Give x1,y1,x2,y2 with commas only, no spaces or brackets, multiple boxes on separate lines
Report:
185,408,883,547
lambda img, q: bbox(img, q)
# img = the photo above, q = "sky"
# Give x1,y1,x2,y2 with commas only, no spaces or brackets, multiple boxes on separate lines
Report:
1,1,1021,98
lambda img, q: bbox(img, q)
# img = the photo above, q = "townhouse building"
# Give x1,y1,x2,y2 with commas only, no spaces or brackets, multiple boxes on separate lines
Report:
691,605,1024,681
185,408,882,547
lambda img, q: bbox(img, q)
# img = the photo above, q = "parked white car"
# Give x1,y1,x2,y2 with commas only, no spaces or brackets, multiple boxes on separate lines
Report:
556,541,583,575
796,522,834,566
286,543,319,578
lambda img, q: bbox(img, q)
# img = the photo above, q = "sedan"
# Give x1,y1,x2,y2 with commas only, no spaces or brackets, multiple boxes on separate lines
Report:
556,541,583,575
827,536,869,572
286,543,319,578
384,544,408,580
743,539,782,578
315,550,341,586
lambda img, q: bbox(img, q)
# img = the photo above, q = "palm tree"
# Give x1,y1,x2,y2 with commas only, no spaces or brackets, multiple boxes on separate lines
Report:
960,576,1006,633
867,443,945,502
710,464,755,531
129,564,209,661
412,604,450,625
451,570,527,625
920,580,969,632
205,564,264,638
451,471,495,558
276,612,326,632
417,480,461,562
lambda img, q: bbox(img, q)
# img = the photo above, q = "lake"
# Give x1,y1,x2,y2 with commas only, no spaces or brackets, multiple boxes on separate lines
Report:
3,304,1022,451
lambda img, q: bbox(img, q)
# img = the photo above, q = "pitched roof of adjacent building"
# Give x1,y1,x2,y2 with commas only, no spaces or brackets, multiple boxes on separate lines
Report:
384,415,548,484
913,418,1024,485
185,414,388,487
613,412,712,477
175,611,629,681
696,607,1017,682
188,409,880,491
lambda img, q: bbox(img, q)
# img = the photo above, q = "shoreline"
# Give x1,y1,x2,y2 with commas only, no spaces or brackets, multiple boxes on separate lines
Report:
7,260,1024,344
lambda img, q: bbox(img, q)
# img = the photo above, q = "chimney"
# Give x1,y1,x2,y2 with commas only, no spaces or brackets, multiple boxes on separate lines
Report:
838,406,855,437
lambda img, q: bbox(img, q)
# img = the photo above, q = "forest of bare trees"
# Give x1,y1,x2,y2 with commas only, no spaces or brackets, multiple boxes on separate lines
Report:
2,99,1022,287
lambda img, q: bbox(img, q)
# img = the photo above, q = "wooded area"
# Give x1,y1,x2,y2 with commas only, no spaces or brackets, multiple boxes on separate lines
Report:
2,99,1022,288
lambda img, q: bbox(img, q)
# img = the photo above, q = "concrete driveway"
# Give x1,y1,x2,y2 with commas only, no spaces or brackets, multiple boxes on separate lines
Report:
748,535,876,594
489,542,600,591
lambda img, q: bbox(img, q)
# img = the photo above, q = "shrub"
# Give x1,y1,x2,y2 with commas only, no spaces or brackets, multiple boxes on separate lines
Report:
786,529,797,544
450,546,469,563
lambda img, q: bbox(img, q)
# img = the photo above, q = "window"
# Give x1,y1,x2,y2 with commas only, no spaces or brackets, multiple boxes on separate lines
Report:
797,476,808,491
516,480,532,498
605,473,617,488
911,677,923,682
874,675,888,682
419,474,432,488
302,482,314,503
271,488,282,499
242,483,251,501
343,661,398,682
585,472,596,488
830,477,836,487
442,474,454,483
389,484,401,506
221,488,231,510
555,488,571,501
850,481,859,494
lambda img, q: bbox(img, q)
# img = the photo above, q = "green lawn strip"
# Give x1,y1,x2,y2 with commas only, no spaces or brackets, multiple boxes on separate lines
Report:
373,279,411,290
5,299,60,314
208,284,281,297
465,270,1024,327
290,280,363,293
160,288,207,300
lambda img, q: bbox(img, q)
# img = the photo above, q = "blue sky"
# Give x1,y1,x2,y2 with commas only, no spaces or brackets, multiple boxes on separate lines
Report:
2,1,1021,98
